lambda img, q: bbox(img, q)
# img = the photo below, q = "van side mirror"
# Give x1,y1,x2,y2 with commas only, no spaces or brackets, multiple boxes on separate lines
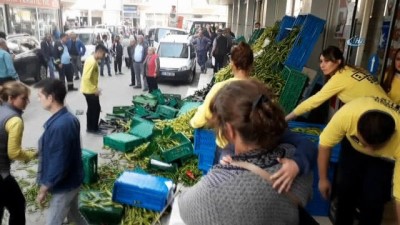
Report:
190,52,196,59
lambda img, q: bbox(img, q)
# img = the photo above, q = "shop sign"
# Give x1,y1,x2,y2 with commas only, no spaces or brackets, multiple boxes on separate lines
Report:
346,36,365,47
0,0,59,8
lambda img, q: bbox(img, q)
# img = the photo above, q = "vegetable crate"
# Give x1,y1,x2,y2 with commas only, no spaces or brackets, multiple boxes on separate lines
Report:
160,132,193,163
156,105,179,119
279,67,309,114
129,116,154,140
306,162,337,216
132,95,158,109
82,149,98,184
194,129,216,155
112,106,132,115
163,94,182,108
79,191,124,225
103,133,145,153
284,14,326,71
112,171,174,212
177,102,202,117
288,121,341,163
125,105,150,119
275,15,296,41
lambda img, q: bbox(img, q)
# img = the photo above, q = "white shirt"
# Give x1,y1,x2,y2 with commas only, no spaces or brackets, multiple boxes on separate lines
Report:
134,45,144,62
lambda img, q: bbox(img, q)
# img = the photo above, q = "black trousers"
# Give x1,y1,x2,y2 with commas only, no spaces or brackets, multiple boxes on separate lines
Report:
0,175,26,225
84,94,101,131
114,56,122,73
130,62,135,85
58,64,74,90
334,138,394,225
213,54,226,73
146,76,158,93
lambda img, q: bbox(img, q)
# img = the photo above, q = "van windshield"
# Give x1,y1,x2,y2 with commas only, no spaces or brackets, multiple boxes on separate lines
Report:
158,43,188,58
77,33,92,45
156,28,187,42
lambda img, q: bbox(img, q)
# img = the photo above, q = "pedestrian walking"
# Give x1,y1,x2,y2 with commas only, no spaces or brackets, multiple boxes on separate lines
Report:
34,79,88,225
0,81,37,225
211,29,229,73
192,30,211,73
144,47,159,93
53,33,77,91
132,35,148,91
66,32,86,80
318,96,399,225
382,48,400,104
100,34,112,77
0,39,18,85
40,34,56,79
112,35,123,75
127,38,136,86
80,44,108,135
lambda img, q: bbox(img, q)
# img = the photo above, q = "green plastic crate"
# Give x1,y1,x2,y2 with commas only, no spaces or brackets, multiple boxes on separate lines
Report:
149,154,178,172
163,94,182,108
129,117,154,139
125,105,150,118
177,102,201,116
279,67,308,114
151,89,165,105
79,191,124,225
156,105,179,119
132,95,158,109
103,133,145,152
160,133,193,162
82,149,98,184
112,106,132,115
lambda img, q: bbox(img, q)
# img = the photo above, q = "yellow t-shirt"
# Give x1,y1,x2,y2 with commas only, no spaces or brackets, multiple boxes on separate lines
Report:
80,55,99,94
190,77,245,148
293,66,388,116
319,96,400,200
388,75,400,104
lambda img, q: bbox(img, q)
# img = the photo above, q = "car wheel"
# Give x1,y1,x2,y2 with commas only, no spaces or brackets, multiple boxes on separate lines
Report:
35,65,47,82
187,65,195,84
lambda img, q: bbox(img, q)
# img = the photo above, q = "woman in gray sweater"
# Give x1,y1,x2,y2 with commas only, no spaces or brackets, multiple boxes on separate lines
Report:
179,79,315,225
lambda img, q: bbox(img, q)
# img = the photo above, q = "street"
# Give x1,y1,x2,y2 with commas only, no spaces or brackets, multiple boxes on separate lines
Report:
2,63,213,225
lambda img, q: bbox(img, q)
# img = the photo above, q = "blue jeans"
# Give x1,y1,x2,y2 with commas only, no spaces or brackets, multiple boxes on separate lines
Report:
100,56,111,76
47,58,55,78
46,187,88,225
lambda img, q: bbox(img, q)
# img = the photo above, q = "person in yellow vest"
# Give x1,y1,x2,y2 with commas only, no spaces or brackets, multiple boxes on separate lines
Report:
285,46,389,121
382,48,400,104
80,44,108,135
318,96,398,225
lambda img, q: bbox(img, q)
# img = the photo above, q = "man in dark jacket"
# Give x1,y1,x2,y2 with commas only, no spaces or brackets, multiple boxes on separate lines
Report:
40,34,55,78
66,32,86,80
127,38,136,86
211,29,229,73
112,35,123,75
53,33,77,91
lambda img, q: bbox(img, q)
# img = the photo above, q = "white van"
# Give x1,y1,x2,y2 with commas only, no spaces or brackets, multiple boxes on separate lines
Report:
66,28,112,63
157,34,196,83
147,27,188,49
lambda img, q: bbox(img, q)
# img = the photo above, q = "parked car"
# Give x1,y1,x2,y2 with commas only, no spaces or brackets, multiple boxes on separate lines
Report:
146,26,188,49
7,34,47,82
157,34,196,83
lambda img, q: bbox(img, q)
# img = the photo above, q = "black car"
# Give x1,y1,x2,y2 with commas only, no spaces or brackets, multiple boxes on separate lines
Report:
7,34,47,82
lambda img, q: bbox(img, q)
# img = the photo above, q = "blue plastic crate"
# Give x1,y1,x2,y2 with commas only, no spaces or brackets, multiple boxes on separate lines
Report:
306,162,336,216
198,153,214,173
193,129,217,155
112,171,174,212
285,14,326,71
288,121,341,163
276,15,296,41
293,14,307,27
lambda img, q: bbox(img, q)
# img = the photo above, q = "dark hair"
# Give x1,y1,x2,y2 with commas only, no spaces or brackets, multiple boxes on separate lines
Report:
209,79,286,150
357,110,395,146
0,31,6,39
60,33,68,39
382,48,400,93
230,42,254,72
321,46,345,73
255,22,261,26
34,79,67,104
102,34,108,39
0,81,30,102
95,44,108,52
